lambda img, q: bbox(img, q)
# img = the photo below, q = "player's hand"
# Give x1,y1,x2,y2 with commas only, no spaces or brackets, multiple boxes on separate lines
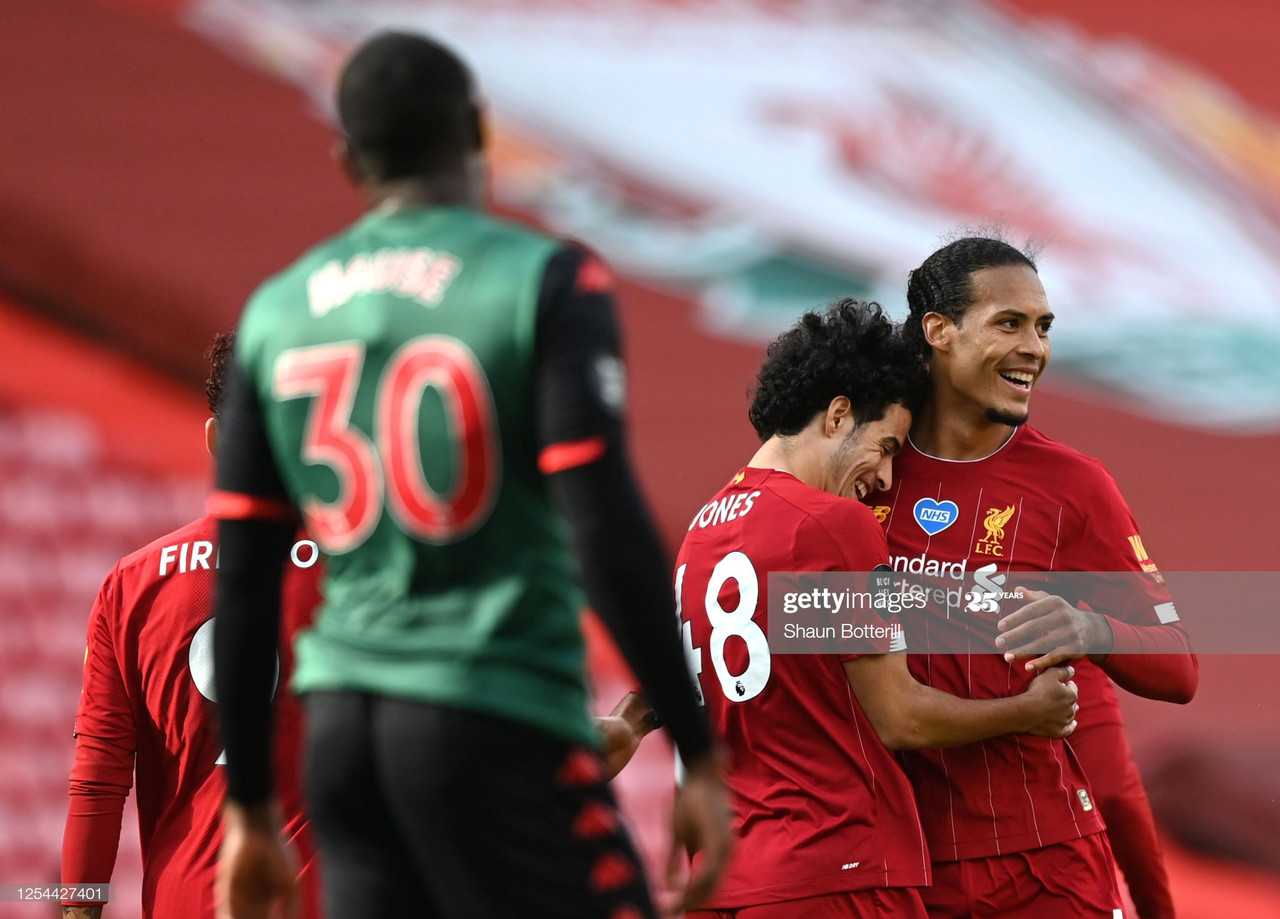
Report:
995,588,1115,672
666,751,732,914
597,716,640,780
217,801,298,919
597,692,659,780
1021,664,1079,738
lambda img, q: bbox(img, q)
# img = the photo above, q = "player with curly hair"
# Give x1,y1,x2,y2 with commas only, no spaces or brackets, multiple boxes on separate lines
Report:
678,299,1081,919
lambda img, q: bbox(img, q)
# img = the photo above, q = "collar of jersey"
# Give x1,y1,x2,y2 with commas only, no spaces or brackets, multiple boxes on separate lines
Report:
905,424,1021,464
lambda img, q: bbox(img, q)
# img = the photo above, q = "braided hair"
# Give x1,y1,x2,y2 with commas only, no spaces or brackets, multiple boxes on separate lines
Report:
903,237,1037,361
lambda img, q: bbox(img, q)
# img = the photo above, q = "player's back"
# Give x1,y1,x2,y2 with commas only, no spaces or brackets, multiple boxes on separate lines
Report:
77,516,320,917
675,467,929,908
235,205,595,746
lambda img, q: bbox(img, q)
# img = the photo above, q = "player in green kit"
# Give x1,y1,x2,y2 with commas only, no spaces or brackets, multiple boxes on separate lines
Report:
210,32,729,919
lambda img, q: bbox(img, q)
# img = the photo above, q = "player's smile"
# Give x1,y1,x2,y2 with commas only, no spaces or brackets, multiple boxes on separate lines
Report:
998,368,1036,393
942,265,1052,427
831,403,912,500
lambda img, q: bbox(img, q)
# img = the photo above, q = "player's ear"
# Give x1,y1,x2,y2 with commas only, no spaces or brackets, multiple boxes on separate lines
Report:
333,136,365,188
921,312,954,354
824,396,853,437
205,417,217,459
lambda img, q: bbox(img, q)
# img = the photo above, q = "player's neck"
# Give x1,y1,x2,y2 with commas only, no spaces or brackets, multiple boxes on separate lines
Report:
749,435,826,492
910,399,1017,461
366,164,484,212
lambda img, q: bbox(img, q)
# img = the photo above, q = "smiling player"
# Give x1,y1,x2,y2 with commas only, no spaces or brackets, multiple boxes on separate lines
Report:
679,300,1081,919
874,237,1197,919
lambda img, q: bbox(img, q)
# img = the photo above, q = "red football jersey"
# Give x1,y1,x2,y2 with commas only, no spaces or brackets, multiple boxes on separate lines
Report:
67,515,322,918
871,425,1191,861
676,467,930,908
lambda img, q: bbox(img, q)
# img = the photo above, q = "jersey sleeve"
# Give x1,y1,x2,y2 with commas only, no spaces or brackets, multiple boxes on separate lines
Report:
533,245,713,764
209,357,295,520
533,245,625,471
212,332,296,805
1067,460,1197,703
63,569,136,901
73,568,137,746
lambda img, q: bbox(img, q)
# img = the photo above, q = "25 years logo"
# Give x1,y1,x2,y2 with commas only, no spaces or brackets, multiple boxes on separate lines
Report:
963,563,1024,614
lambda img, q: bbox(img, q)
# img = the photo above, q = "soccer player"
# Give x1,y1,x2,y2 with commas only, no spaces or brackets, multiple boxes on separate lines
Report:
678,300,1081,919
875,236,1198,918
61,332,322,919
209,31,728,919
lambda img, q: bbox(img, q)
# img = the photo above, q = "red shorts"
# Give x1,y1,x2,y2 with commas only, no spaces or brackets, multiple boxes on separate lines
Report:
921,833,1123,919
687,887,927,918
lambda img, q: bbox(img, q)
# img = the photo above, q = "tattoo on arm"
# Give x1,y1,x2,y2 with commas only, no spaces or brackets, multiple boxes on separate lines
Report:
64,908,103,918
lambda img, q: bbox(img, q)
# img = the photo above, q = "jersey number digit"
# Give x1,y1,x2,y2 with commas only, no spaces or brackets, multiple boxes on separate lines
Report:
677,550,771,703
188,618,278,765
274,336,500,552
273,343,380,551
674,564,704,706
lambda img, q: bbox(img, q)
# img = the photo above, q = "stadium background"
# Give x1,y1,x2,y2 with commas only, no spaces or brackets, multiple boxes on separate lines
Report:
1,0,1278,916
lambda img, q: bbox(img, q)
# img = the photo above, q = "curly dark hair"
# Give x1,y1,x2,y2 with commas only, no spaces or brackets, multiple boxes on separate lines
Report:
748,299,928,441
204,330,235,418
903,236,1037,361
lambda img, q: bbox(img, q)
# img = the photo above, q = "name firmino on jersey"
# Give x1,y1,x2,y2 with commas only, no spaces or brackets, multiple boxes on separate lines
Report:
308,247,462,317
157,539,320,576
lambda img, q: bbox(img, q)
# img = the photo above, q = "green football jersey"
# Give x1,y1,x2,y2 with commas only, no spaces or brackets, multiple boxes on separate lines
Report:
235,206,594,745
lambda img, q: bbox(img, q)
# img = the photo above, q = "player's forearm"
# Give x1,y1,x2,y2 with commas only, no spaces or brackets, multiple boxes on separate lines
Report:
62,908,102,918
882,682,1045,750
62,796,124,890
213,518,293,805
1097,618,1198,703
62,734,131,900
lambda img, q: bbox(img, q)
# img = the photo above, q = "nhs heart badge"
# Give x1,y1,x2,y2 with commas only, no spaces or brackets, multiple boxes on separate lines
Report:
914,498,959,536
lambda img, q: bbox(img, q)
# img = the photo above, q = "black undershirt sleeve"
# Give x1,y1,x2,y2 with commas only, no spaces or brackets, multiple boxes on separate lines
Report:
212,360,294,806
535,248,713,767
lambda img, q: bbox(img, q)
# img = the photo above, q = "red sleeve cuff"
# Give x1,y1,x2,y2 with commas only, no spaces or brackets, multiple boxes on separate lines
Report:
1099,617,1199,703
63,735,133,897
208,490,296,522
538,436,608,475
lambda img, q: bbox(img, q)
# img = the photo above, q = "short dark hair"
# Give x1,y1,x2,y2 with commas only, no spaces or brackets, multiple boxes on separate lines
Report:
205,331,235,418
748,300,928,441
337,32,480,182
903,237,1037,360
